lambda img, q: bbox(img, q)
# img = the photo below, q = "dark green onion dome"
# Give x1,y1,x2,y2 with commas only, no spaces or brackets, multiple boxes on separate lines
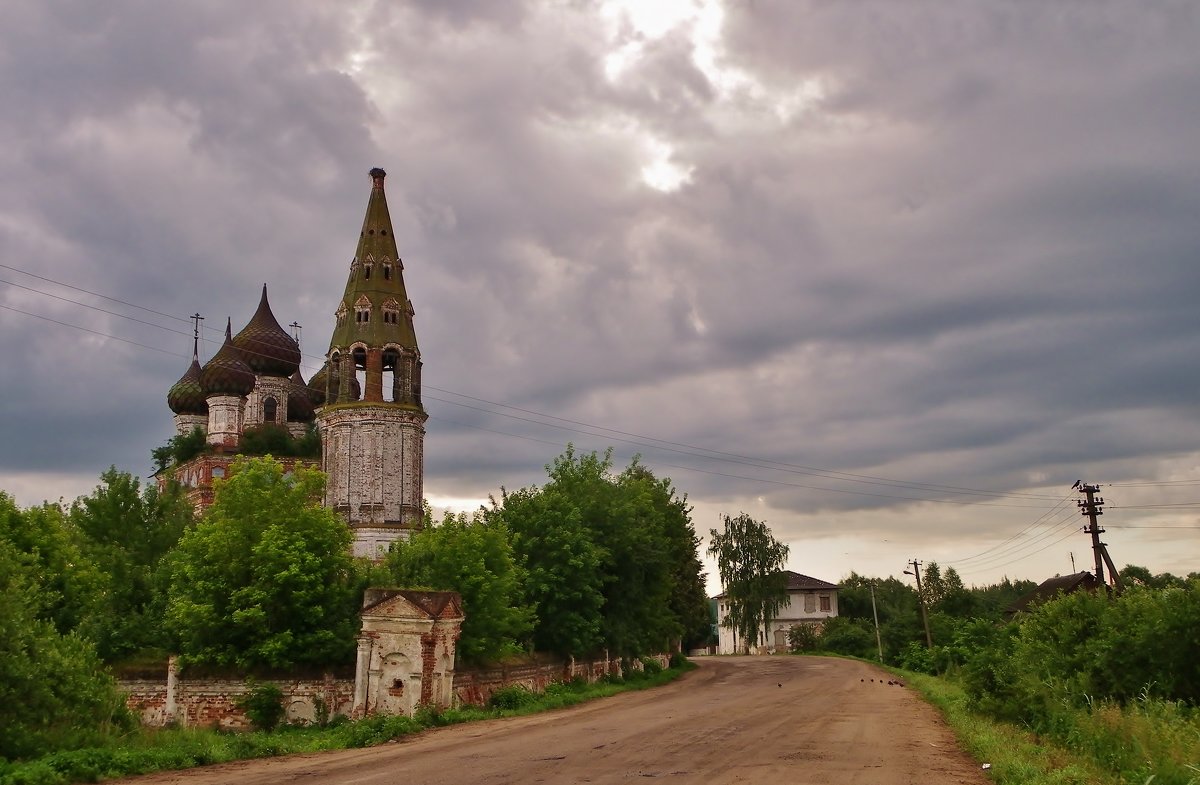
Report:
167,357,208,415
307,362,329,407
200,319,256,397
287,370,315,422
232,284,301,377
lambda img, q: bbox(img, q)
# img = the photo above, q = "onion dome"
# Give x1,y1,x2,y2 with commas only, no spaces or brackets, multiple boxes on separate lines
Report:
307,362,329,407
167,357,208,415
287,370,315,422
200,319,256,397
232,285,301,377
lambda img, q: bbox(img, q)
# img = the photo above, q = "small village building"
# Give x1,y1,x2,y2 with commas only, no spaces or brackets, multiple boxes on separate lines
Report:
714,571,839,654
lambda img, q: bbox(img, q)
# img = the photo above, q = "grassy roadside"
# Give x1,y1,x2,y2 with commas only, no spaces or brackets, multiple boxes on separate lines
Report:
896,669,1123,785
0,660,696,785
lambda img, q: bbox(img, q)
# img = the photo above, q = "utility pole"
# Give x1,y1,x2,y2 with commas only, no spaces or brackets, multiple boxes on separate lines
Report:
1076,483,1106,586
869,581,884,662
905,560,934,649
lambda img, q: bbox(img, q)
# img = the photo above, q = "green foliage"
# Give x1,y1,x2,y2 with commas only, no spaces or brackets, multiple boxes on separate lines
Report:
640,656,663,675
0,532,130,762
487,685,538,710
152,427,209,473
67,469,193,661
815,616,876,658
708,513,789,652
786,622,820,652
384,510,533,664
496,447,707,658
235,682,286,732
0,494,107,639
238,424,321,459
165,457,359,669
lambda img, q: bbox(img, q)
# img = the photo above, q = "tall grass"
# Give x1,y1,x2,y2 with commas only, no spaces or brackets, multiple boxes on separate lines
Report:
900,669,1200,785
0,660,695,785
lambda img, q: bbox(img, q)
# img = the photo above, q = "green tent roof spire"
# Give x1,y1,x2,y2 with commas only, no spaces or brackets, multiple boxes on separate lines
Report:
328,167,418,350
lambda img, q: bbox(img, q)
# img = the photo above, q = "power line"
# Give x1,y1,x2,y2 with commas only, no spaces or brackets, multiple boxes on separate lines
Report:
0,303,181,357
2,264,1067,508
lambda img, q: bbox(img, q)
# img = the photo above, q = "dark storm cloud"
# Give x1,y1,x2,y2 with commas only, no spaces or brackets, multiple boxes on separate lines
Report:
1,0,1198,581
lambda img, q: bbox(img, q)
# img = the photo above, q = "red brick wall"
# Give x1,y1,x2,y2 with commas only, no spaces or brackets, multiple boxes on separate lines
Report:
121,674,354,729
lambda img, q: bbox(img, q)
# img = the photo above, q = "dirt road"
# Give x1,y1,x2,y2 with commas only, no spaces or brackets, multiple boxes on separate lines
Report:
117,656,990,785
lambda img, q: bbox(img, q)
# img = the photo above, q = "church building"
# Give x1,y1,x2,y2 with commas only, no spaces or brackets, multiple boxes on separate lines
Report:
164,168,427,558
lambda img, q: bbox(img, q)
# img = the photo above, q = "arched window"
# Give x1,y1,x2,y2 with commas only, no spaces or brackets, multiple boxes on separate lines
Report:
355,295,371,324
335,303,348,327
364,262,372,280
263,396,278,424
383,263,392,280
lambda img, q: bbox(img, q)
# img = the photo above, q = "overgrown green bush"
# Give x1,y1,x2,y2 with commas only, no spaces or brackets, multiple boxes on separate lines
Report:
487,685,537,710
235,682,286,731
640,657,663,676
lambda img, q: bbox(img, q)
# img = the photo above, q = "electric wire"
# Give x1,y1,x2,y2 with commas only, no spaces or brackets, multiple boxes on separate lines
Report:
1,265,1069,508
948,506,1083,574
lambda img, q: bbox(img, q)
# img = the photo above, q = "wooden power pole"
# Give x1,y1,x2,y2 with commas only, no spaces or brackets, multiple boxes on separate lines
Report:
1077,483,1106,586
905,560,934,649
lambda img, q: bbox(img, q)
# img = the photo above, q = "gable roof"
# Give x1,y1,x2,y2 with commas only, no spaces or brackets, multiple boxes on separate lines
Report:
361,587,463,619
712,570,839,599
784,571,839,591
1004,571,1100,619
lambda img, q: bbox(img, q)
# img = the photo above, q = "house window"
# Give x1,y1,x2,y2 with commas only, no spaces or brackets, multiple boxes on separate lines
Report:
819,595,831,612
804,593,816,613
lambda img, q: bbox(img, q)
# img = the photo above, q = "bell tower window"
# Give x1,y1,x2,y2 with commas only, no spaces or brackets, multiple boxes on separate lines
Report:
355,295,372,325
382,298,400,326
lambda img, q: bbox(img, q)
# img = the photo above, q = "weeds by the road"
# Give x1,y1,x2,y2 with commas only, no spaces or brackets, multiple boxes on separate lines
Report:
898,668,1200,785
0,660,696,785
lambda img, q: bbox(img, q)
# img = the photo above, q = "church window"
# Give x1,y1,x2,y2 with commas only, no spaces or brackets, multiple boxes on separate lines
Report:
382,298,400,325
211,467,225,479
263,396,278,423
355,296,371,324
335,304,347,327
383,263,391,280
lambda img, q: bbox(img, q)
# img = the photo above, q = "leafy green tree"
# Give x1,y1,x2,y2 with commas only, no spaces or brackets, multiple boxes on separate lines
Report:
0,492,106,638
708,513,789,653
68,468,193,661
165,457,359,669
620,464,711,650
0,535,128,760
816,616,876,657
385,510,534,664
497,447,708,658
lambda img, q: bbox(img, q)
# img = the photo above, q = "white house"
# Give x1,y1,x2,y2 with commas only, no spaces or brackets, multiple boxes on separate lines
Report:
714,571,839,654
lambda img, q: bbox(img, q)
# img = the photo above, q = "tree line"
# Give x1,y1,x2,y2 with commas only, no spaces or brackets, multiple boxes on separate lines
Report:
0,446,711,761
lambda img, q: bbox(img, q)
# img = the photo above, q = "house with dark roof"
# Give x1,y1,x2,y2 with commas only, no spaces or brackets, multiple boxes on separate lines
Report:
714,571,840,654
1003,571,1102,621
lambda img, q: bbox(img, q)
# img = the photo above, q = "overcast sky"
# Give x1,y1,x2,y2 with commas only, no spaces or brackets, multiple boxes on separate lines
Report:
2,0,1199,592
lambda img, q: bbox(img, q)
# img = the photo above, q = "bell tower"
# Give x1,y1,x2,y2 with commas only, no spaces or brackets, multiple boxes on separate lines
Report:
315,168,427,558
